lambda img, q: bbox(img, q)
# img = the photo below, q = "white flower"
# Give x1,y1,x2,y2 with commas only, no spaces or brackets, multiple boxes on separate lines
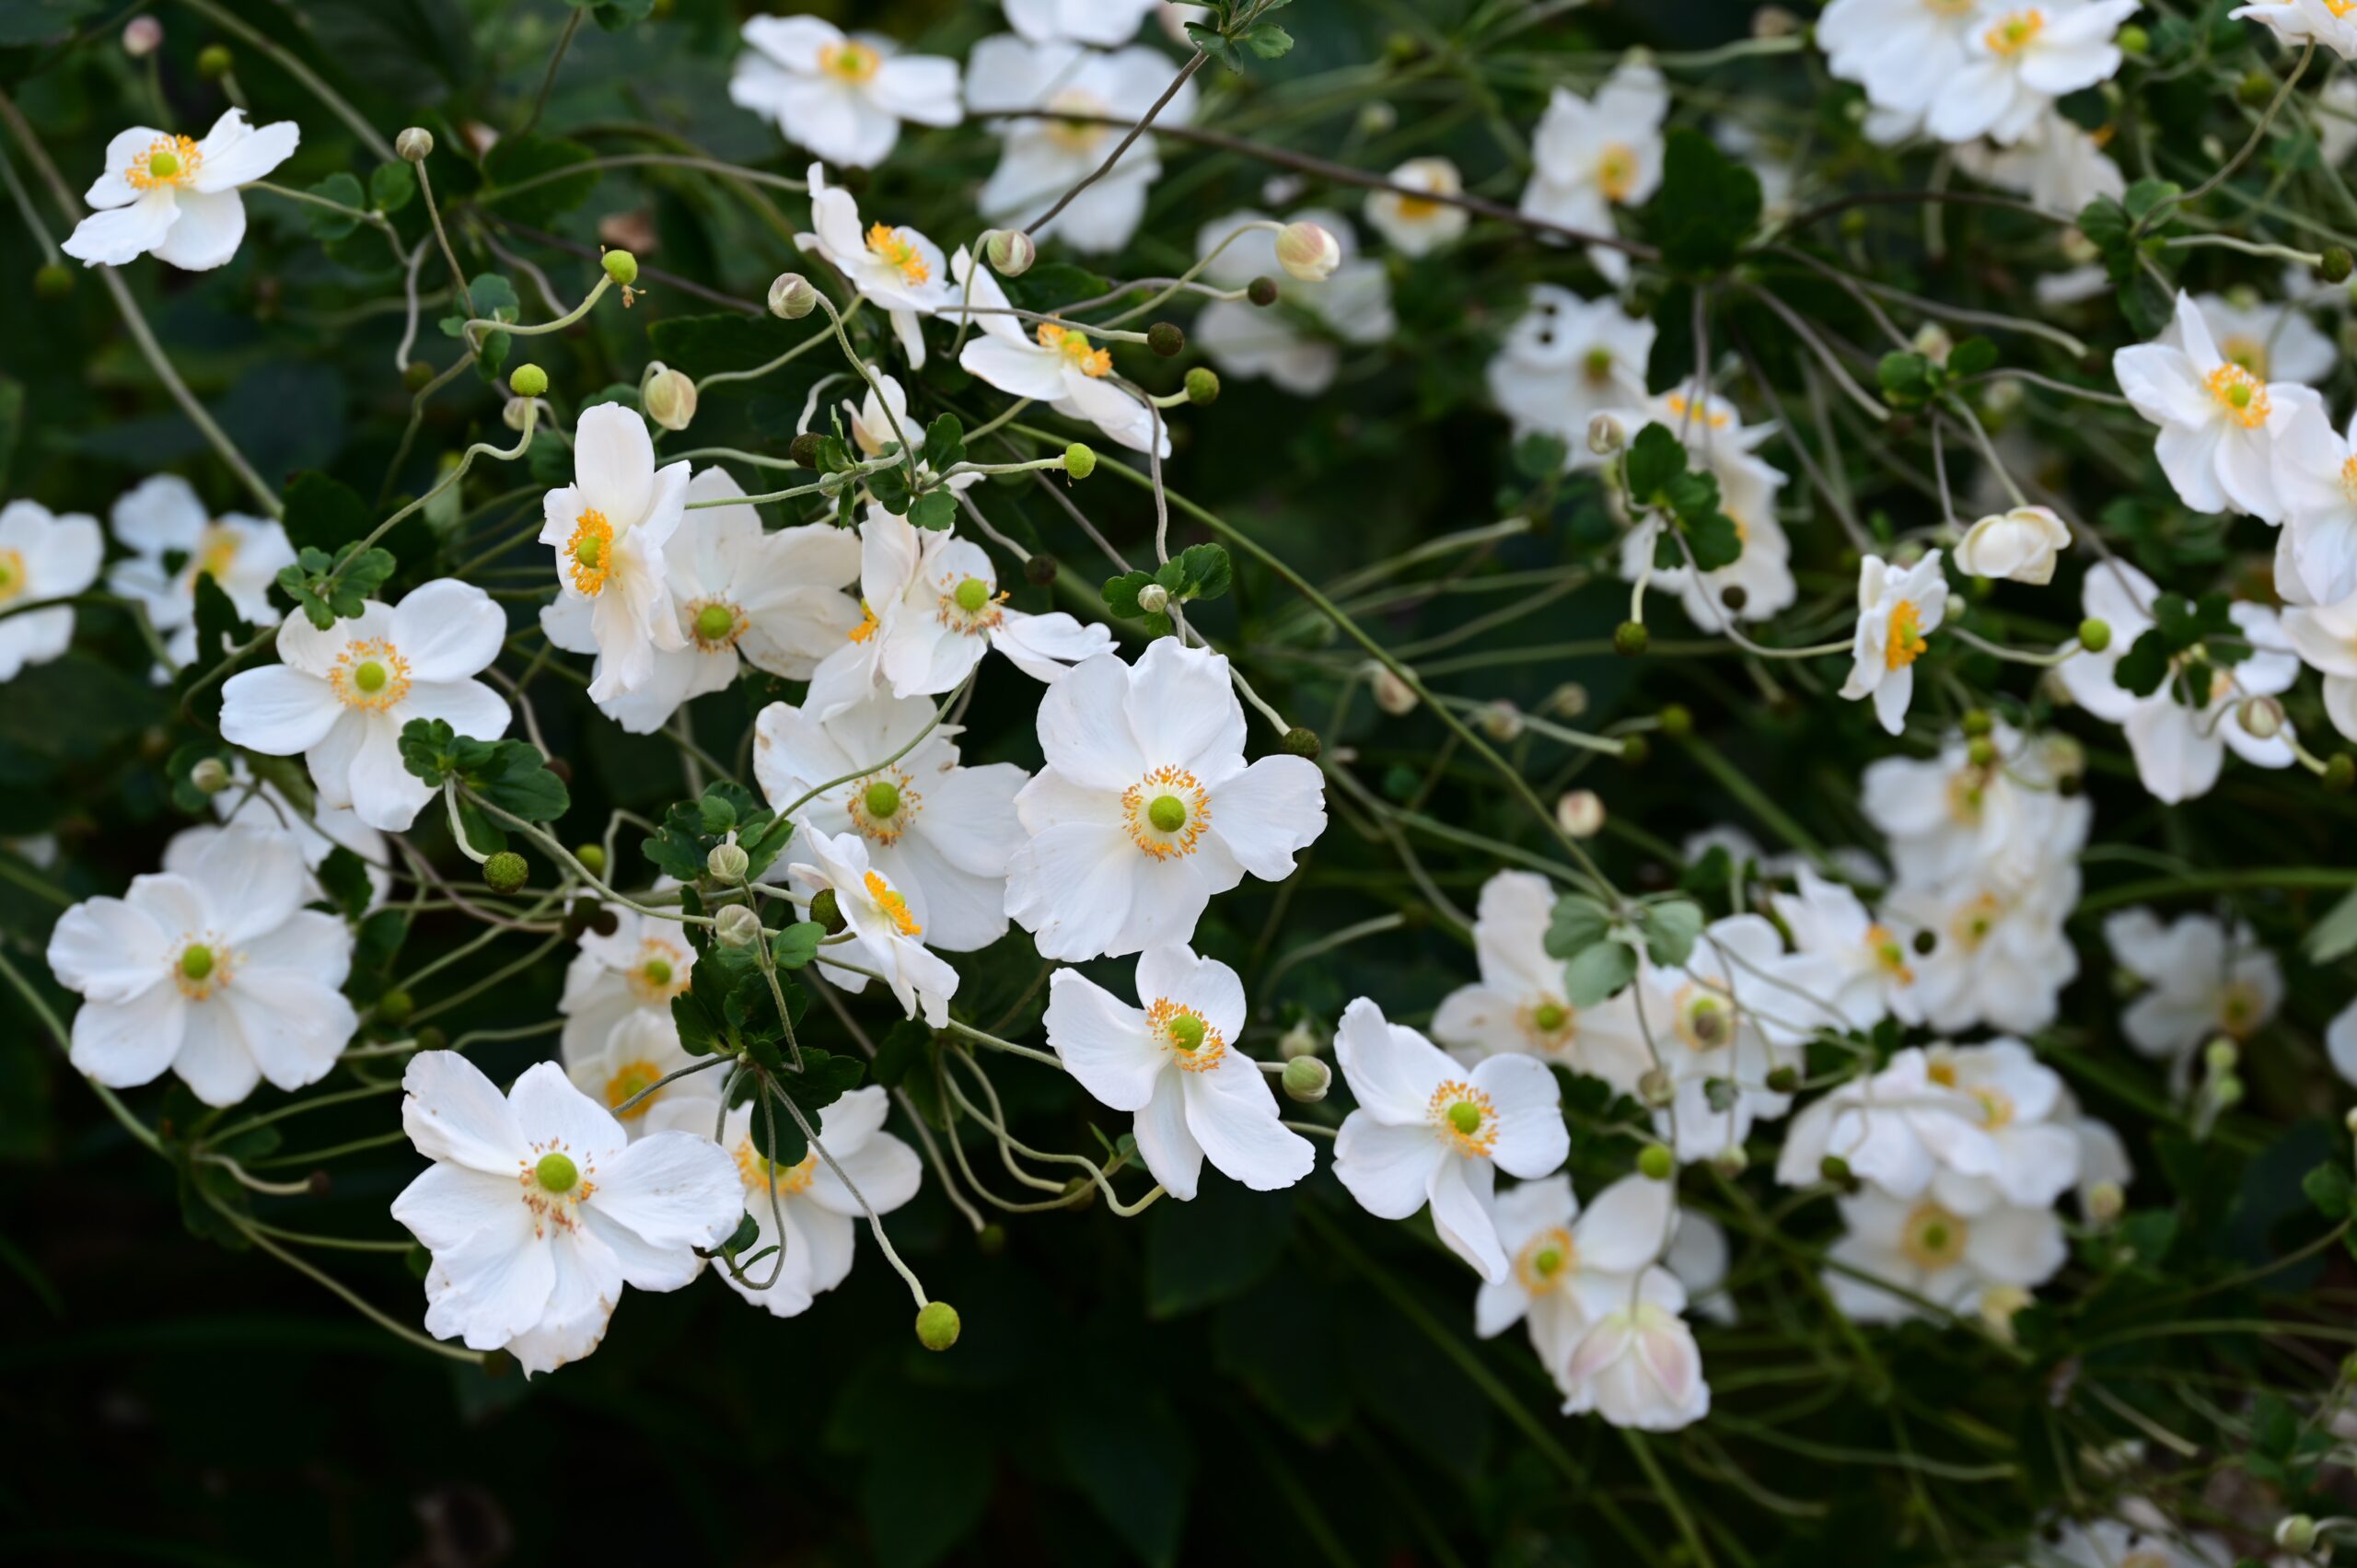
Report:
1189,209,1395,397
538,403,690,702
543,467,859,732
1955,110,2125,212
698,1086,922,1317
558,906,695,1064
830,366,981,495
1924,2,2137,146
2113,289,2324,523
1841,551,1948,735
1005,639,1326,961
728,17,959,169
190,761,390,910
1485,286,1655,464
787,826,959,1025
1818,0,1989,142
1561,1267,1710,1430
1770,866,1910,1033
2271,406,2357,606
755,686,1028,952
1364,157,1469,256
1609,382,1795,627
1519,59,1667,285
0,500,101,680
62,108,297,270
801,507,1114,718
2284,591,2357,740
1003,0,1162,44
2195,289,2337,386
1476,1173,1676,1397
1665,1211,1734,1323
563,1007,724,1139
1954,505,2071,585
2057,560,2298,803
1862,722,2089,895
1825,1184,2065,1324
105,475,294,668
2233,0,2357,60
799,164,958,366
1433,870,1649,1086
1879,874,2081,1035
1045,945,1314,1200
390,1051,740,1374
219,579,510,832
952,248,1166,451
1331,997,1570,1283
2102,908,2283,1058
46,824,356,1106
966,35,1197,252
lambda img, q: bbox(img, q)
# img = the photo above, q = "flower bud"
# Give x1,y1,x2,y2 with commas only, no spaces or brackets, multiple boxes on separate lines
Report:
377,989,414,1026
1620,735,1650,766
195,43,232,78
809,887,845,935
1063,442,1097,480
1247,275,1280,308
2276,1515,2319,1552
396,126,434,164
2204,1037,2239,1074
32,261,73,300
575,843,607,876
789,432,826,469
1367,662,1417,715
484,851,528,894
2211,1073,2245,1109
1282,1056,1330,1103
122,16,162,56
508,363,549,399
1614,620,1649,657
602,249,640,287
1555,789,1605,839
1751,5,1799,36
401,359,435,392
2086,1179,2124,1224
1274,220,1341,282
1637,1144,1675,1181
1765,1065,1799,1094
1136,583,1171,615
707,841,750,881
715,902,762,948
1967,736,1998,768
503,396,535,432
768,272,818,319
1910,322,1954,366
1147,321,1185,357
914,1299,961,1351
1277,1021,1323,1061
1587,412,1626,457
984,228,1036,277
2328,753,2356,793
642,364,697,432
2237,694,2284,740
1478,700,1523,742
1639,1067,1675,1108
189,756,231,795
413,1025,448,1052
1711,1145,1749,1179
1549,683,1590,720
2117,21,2149,53
1281,726,1320,760
2077,617,2111,654
1184,366,1221,405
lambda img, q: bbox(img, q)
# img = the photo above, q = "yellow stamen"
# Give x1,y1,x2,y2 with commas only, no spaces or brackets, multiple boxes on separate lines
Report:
2204,362,2270,428
1036,322,1113,378
847,766,922,846
1982,9,2044,54
864,869,922,937
124,134,201,192
566,508,615,596
330,639,412,712
1120,765,1210,859
819,39,880,85
1146,998,1228,1073
0,547,24,605
847,599,880,644
1900,1201,1969,1270
604,1060,665,1120
865,222,931,286
1428,1080,1500,1156
624,939,691,1004
1885,599,1929,671
1515,1227,1578,1293
735,1136,818,1195
1596,143,1639,202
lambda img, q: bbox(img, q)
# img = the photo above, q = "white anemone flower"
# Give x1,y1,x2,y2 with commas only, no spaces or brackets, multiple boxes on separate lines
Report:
218,578,510,832
1476,1173,1677,1398
966,34,1198,252
754,686,1028,953
1332,997,1570,1283
1771,865,1911,1033
953,249,1166,451
564,1007,724,1141
1519,59,1666,285
1433,870,1647,1086
1004,639,1326,961
1817,0,1987,142
1879,873,2082,1036
2284,592,2357,741
1364,157,1470,256
1840,551,1947,736
543,467,860,733
829,366,981,495
1924,2,2138,146
46,823,356,1107
2102,908,2284,1059
106,475,294,668
2113,289,2324,523
0,500,101,680
694,1086,922,1318
786,826,959,1025
558,905,695,1064
1954,505,2071,585
2196,290,2337,386
1004,0,1163,45
1955,110,2125,212
2232,0,2357,60
1484,285,1655,466
1825,1185,2066,1325
1561,1266,1711,1430
1189,209,1395,397
1044,945,1314,1201
728,17,960,169
62,108,298,271
798,164,957,366
184,760,390,910
539,403,689,702
2272,406,2357,606
1608,382,1796,628
391,1052,740,1375
1861,722,2090,895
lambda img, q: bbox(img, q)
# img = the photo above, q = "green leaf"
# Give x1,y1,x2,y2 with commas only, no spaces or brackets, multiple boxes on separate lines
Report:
316,847,373,921
770,922,823,970
1877,352,1934,410
369,159,417,214
1513,432,1569,480
2123,177,2183,224
2112,628,2171,698
870,1020,933,1089
1684,511,1743,573
672,992,724,1056
1176,541,1232,600
2306,887,2357,965
908,490,958,531
1239,20,1293,57
1054,1396,1194,1568
2304,1160,2351,1220
472,741,569,823
1542,893,1608,959
481,134,599,227
1563,938,1636,1008
1640,900,1706,968
303,172,366,240
922,413,965,474
1643,128,1763,274
1624,422,1685,501
1945,335,1998,377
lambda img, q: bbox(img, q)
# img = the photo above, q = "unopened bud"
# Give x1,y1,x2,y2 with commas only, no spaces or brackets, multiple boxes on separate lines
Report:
1639,1067,1675,1108
2211,1073,2245,1109
122,16,162,56
32,261,73,300
1277,1021,1322,1061
1281,726,1320,760
1184,366,1221,405
1711,1145,1749,1179
2077,617,2111,654
707,841,749,881
1614,620,1649,657
396,126,434,164
1587,412,1626,457
195,43,232,78
508,363,549,399
768,272,818,319
984,228,1036,277
1367,662,1417,715
642,364,697,432
714,902,761,948
1282,1057,1330,1103
2086,1179,2124,1224
1910,322,1954,366
2276,1515,2319,1552
377,989,414,1026
1637,1144,1675,1181
1549,682,1590,720
189,757,230,795
1247,275,1280,308
914,1299,961,1352
1136,583,1171,615
2116,21,2150,53
789,432,825,469
2324,248,2355,285
1819,1155,1853,1186
1274,220,1341,282
575,843,607,876
1556,789,1605,839
2204,1037,2239,1074
484,851,528,894
809,887,844,934
2237,694,2284,740
1478,700,1523,742
2328,753,2357,793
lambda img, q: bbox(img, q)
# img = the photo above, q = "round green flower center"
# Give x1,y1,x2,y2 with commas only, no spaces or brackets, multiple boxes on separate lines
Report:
179,944,215,981
575,534,603,570
1147,794,1188,833
1532,1002,1568,1032
2229,382,2252,409
1689,999,1729,1048
643,958,672,988
953,575,991,614
0,560,16,590
1446,1100,1482,1136
1919,1220,1950,1252
534,1152,579,1193
694,604,736,643
353,660,389,694
1531,1245,1564,1278
863,780,901,819
1583,347,1617,381
148,150,180,180
1167,1014,1206,1051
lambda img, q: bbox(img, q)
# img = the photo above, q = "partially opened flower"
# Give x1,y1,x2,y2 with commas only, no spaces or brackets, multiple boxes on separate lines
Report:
62,108,298,270
1044,946,1314,1200
1005,640,1327,961
46,823,356,1107
965,34,1198,252
558,906,696,1064
219,578,510,831
1332,997,1570,1283
1189,210,1395,397
106,474,294,668
1519,60,1667,285
1003,0,1162,45
1825,1185,2066,1325
0,500,102,681
2113,289,2324,523
564,1007,724,1140
390,1052,740,1374
1924,2,2137,145
2102,908,2283,1059
543,466,860,732
1484,286,1655,465
755,685,1028,953
1475,1173,1676,1397
1840,551,1947,736
1954,505,2071,586
538,404,690,702
1560,1267,1710,1430
787,826,959,1025
1364,157,1470,256
954,249,1164,452
728,17,959,169
799,165,956,366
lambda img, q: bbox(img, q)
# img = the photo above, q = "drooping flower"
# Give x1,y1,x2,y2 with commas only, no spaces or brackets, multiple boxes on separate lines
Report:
2284,592,2357,741
754,685,1028,953
2232,0,2357,61
1560,1267,1711,1430
0,500,102,681
786,826,959,1025
1518,59,1666,285
1923,2,2139,146
2113,289,2324,523
105,474,294,668
1003,0,1163,45
728,17,960,169
564,1007,725,1140
1004,639,1326,961
1364,157,1470,256
1476,1173,1676,1398
798,164,958,366
62,108,298,271
46,823,356,1107
543,467,861,732
953,249,1165,451
1484,286,1655,466
1188,210,1395,397
2102,908,2283,1059
1332,997,1570,1283
1825,1184,2066,1325
1434,870,1647,1085
965,34,1198,252
219,578,511,832
1840,551,1947,736
390,1051,740,1375
1044,945,1315,1200
558,905,696,1065
538,403,690,702
1953,505,2071,585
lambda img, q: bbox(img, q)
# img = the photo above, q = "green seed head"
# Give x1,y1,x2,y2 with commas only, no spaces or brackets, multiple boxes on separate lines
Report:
1146,794,1188,833
1446,1100,1482,1136
2077,617,2111,654
509,364,549,399
575,843,607,875
148,150,180,180
484,851,529,894
1063,442,1097,481
953,575,991,615
179,945,215,981
1531,1001,1569,1033
914,1299,961,1352
534,1152,579,1193
1167,1013,1206,1051
1184,366,1221,405
863,780,901,819
575,534,603,571
694,603,737,644
642,958,672,988
353,660,389,693
602,249,640,286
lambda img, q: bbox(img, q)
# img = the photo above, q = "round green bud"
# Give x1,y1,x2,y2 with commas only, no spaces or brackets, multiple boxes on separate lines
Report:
1712,1145,1749,1179
1247,275,1280,308
2203,1037,2239,1074
195,42,232,78
983,228,1036,277
2077,617,2112,654
1765,1065,1799,1094
953,575,991,615
1966,736,1997,768
707,842,749,881
810,887,845,934
534,1152,579,1192
2116,22,2149,54
189,756,231,795
575,844,607,877
1657,703,1692,738
863,780,901,819
1024,553,1059,587
2325,248,2355,285
377,989,415,1026
1446,1100,1482,1136
412,1025,448,1051
32,261,73,300
1063,442,1097,480
1281,726,1321,760
1146,794,1188,833
1613,620,1649,657
789,432,826,469
2277,1516,2319,1552
2328,754,2357,794
915,1299,961,1352
602,249,640,286
2211,1073,2245,1109
1182,370,1220,411
396,127,434,164
976,1223,1007,1256
2237,69,2276,109
180,945,215,981
1147,321,1185,358
401,359,435,393
1637,1144,1676,1181
1961,708,1993,738
484,851,529,894
767,272,818,319
509,363,549,399
1282,1056,1330,1103
1620,735,1650,766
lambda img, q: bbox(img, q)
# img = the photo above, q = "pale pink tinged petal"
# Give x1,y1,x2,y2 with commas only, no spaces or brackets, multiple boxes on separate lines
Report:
1469,1052,1570,1178
391,1161,519,1252
67,983,186,1087
1204,755,1326,881
1043,969,1164,1110
46,897,170,1002
1335,996,1453,1121
1062,371,1167,455
575,403,656,527
510,1060,631,1166
390,579,507,681
1034,652,1148,787
1332,1112,1444,1218
403,1049,528,1174
219,664,343,754
1006,822,1137,962
61,190,178,266
1182,1052,1315,1191
1427,1155,1509,1282
172,1000,261,1107
1132,1069,1205,1200
591,1130,740,1257
148,188,246,271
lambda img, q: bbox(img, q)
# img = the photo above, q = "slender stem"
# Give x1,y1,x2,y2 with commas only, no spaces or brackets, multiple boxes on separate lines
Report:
169,0,398,162
517,6,584,137
1024,50,1208,236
